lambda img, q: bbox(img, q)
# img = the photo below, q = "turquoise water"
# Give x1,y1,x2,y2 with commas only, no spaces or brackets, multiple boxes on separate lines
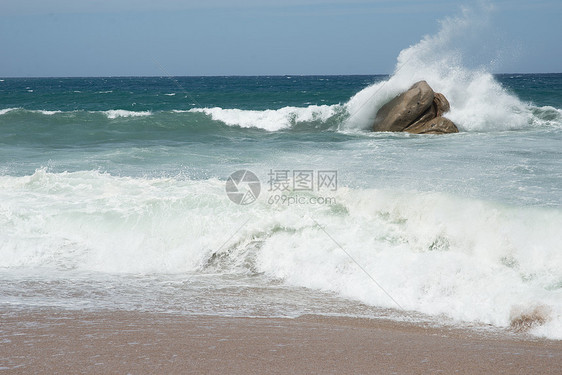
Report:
1,75,561,206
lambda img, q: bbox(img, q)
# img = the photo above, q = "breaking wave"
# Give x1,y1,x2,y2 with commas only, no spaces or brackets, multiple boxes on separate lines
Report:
189,105,342,131
1,169,561,339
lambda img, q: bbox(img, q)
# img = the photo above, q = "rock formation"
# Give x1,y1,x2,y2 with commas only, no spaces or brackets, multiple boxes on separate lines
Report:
372,81,458,134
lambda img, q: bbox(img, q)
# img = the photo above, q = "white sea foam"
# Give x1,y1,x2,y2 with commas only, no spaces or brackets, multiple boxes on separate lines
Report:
102,109,152,119
0,108,71,116
1,108,153,118
0,108,19,115
190,105,339,131
1,169,561,339
343,6,559,132
32,110,62,115
0,108,61,116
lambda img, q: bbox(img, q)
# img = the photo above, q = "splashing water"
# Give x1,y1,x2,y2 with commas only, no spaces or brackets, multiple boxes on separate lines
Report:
344,5,561,132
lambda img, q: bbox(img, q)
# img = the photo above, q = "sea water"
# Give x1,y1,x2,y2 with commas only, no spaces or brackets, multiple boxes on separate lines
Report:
1,10,561,339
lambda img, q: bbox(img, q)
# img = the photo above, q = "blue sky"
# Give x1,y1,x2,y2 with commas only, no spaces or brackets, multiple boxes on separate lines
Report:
1,0,561,76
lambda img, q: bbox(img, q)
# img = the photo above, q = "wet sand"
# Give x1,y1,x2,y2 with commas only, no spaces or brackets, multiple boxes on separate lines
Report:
1,308,561,374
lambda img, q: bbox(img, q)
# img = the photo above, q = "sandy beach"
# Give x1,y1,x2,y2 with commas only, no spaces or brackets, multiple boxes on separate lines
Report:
1,308,560,374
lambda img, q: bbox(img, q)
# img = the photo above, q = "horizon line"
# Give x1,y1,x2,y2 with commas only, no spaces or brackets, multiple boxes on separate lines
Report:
2,72,562,79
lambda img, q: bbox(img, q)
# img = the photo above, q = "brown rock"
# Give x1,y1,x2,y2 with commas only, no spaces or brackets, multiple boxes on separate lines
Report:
372,81,458,134
405,116,459,134
372,81,434,132
404,102,437,131
433,92,450,117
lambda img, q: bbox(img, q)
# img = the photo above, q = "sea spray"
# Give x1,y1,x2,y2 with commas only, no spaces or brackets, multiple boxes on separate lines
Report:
343,5,550,132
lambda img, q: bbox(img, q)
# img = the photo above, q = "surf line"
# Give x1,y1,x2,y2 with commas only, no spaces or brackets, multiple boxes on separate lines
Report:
151,57,203,108
308,215,404,311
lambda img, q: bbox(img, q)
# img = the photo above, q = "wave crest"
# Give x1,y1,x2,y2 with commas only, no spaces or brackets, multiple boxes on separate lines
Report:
190,105,342,131
102,109,152,119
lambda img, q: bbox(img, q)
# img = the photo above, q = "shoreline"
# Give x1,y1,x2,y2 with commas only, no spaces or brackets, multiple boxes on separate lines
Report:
1,307,561,374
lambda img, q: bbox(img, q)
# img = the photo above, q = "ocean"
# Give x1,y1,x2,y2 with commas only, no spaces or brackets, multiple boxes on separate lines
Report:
1,25,562,340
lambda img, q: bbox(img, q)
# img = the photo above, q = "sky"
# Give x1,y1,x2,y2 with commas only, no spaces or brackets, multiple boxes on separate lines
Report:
1,0,561,77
